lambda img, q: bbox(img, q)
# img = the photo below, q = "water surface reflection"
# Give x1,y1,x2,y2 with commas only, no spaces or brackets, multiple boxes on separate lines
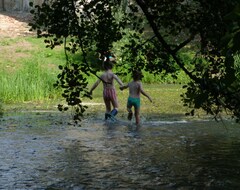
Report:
0,112,240,189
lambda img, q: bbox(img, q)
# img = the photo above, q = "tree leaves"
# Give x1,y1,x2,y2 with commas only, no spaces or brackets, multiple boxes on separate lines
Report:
29,0,240,123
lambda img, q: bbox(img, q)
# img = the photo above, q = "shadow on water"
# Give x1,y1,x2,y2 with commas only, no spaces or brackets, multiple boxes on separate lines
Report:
0,111,240,189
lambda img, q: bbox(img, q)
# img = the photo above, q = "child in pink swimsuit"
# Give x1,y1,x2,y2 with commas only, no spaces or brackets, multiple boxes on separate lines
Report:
90,60,123,120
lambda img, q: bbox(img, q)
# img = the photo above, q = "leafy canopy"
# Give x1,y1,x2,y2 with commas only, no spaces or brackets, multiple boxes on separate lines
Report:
29,0,240,122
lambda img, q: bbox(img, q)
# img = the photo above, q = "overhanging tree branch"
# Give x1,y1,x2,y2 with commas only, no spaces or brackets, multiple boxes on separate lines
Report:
173,34,195,54
135,0,201,83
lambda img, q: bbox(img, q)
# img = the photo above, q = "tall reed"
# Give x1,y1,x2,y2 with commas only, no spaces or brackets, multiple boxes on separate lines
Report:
0,60,61,103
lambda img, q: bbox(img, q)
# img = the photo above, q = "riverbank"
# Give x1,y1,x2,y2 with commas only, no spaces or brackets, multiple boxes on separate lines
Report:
0,11,228,122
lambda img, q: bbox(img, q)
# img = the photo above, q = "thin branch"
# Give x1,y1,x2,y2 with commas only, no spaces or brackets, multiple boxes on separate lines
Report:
71,0,110,85
173,34,195,53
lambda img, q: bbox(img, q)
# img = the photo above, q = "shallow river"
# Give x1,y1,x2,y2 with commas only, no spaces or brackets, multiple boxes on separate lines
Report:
0,111,240,190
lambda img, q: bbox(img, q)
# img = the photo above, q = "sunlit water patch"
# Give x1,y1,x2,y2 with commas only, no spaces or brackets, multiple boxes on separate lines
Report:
0,112,240,189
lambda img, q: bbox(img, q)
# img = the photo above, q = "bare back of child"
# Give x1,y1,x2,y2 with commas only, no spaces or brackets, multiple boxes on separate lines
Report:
120,70,152,125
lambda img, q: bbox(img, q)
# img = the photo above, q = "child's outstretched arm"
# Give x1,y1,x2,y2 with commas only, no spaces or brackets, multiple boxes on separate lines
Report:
89,79,101,94
120,84,128,91
140,84,152,102
141,90,152,102
113,74,124,87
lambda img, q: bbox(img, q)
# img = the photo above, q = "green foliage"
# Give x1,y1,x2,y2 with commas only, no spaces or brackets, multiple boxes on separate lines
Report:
29,0,240,123
0,61,60,103
234,54,240,78
54,61,91,122
0,37,65,103
86,83,190,118
222,3,240,53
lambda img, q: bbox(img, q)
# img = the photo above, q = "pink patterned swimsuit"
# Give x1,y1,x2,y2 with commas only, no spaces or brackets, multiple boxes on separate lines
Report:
103,88,117,101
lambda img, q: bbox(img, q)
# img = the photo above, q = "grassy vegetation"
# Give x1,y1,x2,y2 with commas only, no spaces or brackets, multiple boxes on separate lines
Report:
0,36,200,118
0,37,64,103
85,83,192,118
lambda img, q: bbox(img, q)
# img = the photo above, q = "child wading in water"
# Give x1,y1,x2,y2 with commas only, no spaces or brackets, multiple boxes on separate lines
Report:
90,60,123,120
120,70,152,125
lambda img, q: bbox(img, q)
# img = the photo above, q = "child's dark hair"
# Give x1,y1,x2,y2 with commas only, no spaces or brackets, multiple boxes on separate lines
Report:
132,70,143,81
103,59,113,70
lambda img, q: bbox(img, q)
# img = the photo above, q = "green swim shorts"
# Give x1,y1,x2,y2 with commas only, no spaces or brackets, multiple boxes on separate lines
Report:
127,97,140,109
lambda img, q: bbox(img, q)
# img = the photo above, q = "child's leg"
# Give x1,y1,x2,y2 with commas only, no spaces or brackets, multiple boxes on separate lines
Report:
110,97,119,116
112,98,118,110
134,107,140,125
110,108,118,116
103,89,118,119
104,98,111,115
127,105,133,120
126,98,133,120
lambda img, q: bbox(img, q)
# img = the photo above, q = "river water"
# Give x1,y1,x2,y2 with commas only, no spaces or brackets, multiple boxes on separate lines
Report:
0,111,240,190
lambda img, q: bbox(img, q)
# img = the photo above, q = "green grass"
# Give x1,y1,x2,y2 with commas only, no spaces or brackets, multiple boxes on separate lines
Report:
0,37,65,103
0,36,201,119
84,82,200,119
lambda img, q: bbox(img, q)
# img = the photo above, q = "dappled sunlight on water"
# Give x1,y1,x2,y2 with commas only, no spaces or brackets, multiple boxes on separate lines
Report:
0,112,240,189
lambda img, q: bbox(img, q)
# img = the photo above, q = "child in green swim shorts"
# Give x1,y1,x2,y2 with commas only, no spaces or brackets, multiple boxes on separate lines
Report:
120,70,152,125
